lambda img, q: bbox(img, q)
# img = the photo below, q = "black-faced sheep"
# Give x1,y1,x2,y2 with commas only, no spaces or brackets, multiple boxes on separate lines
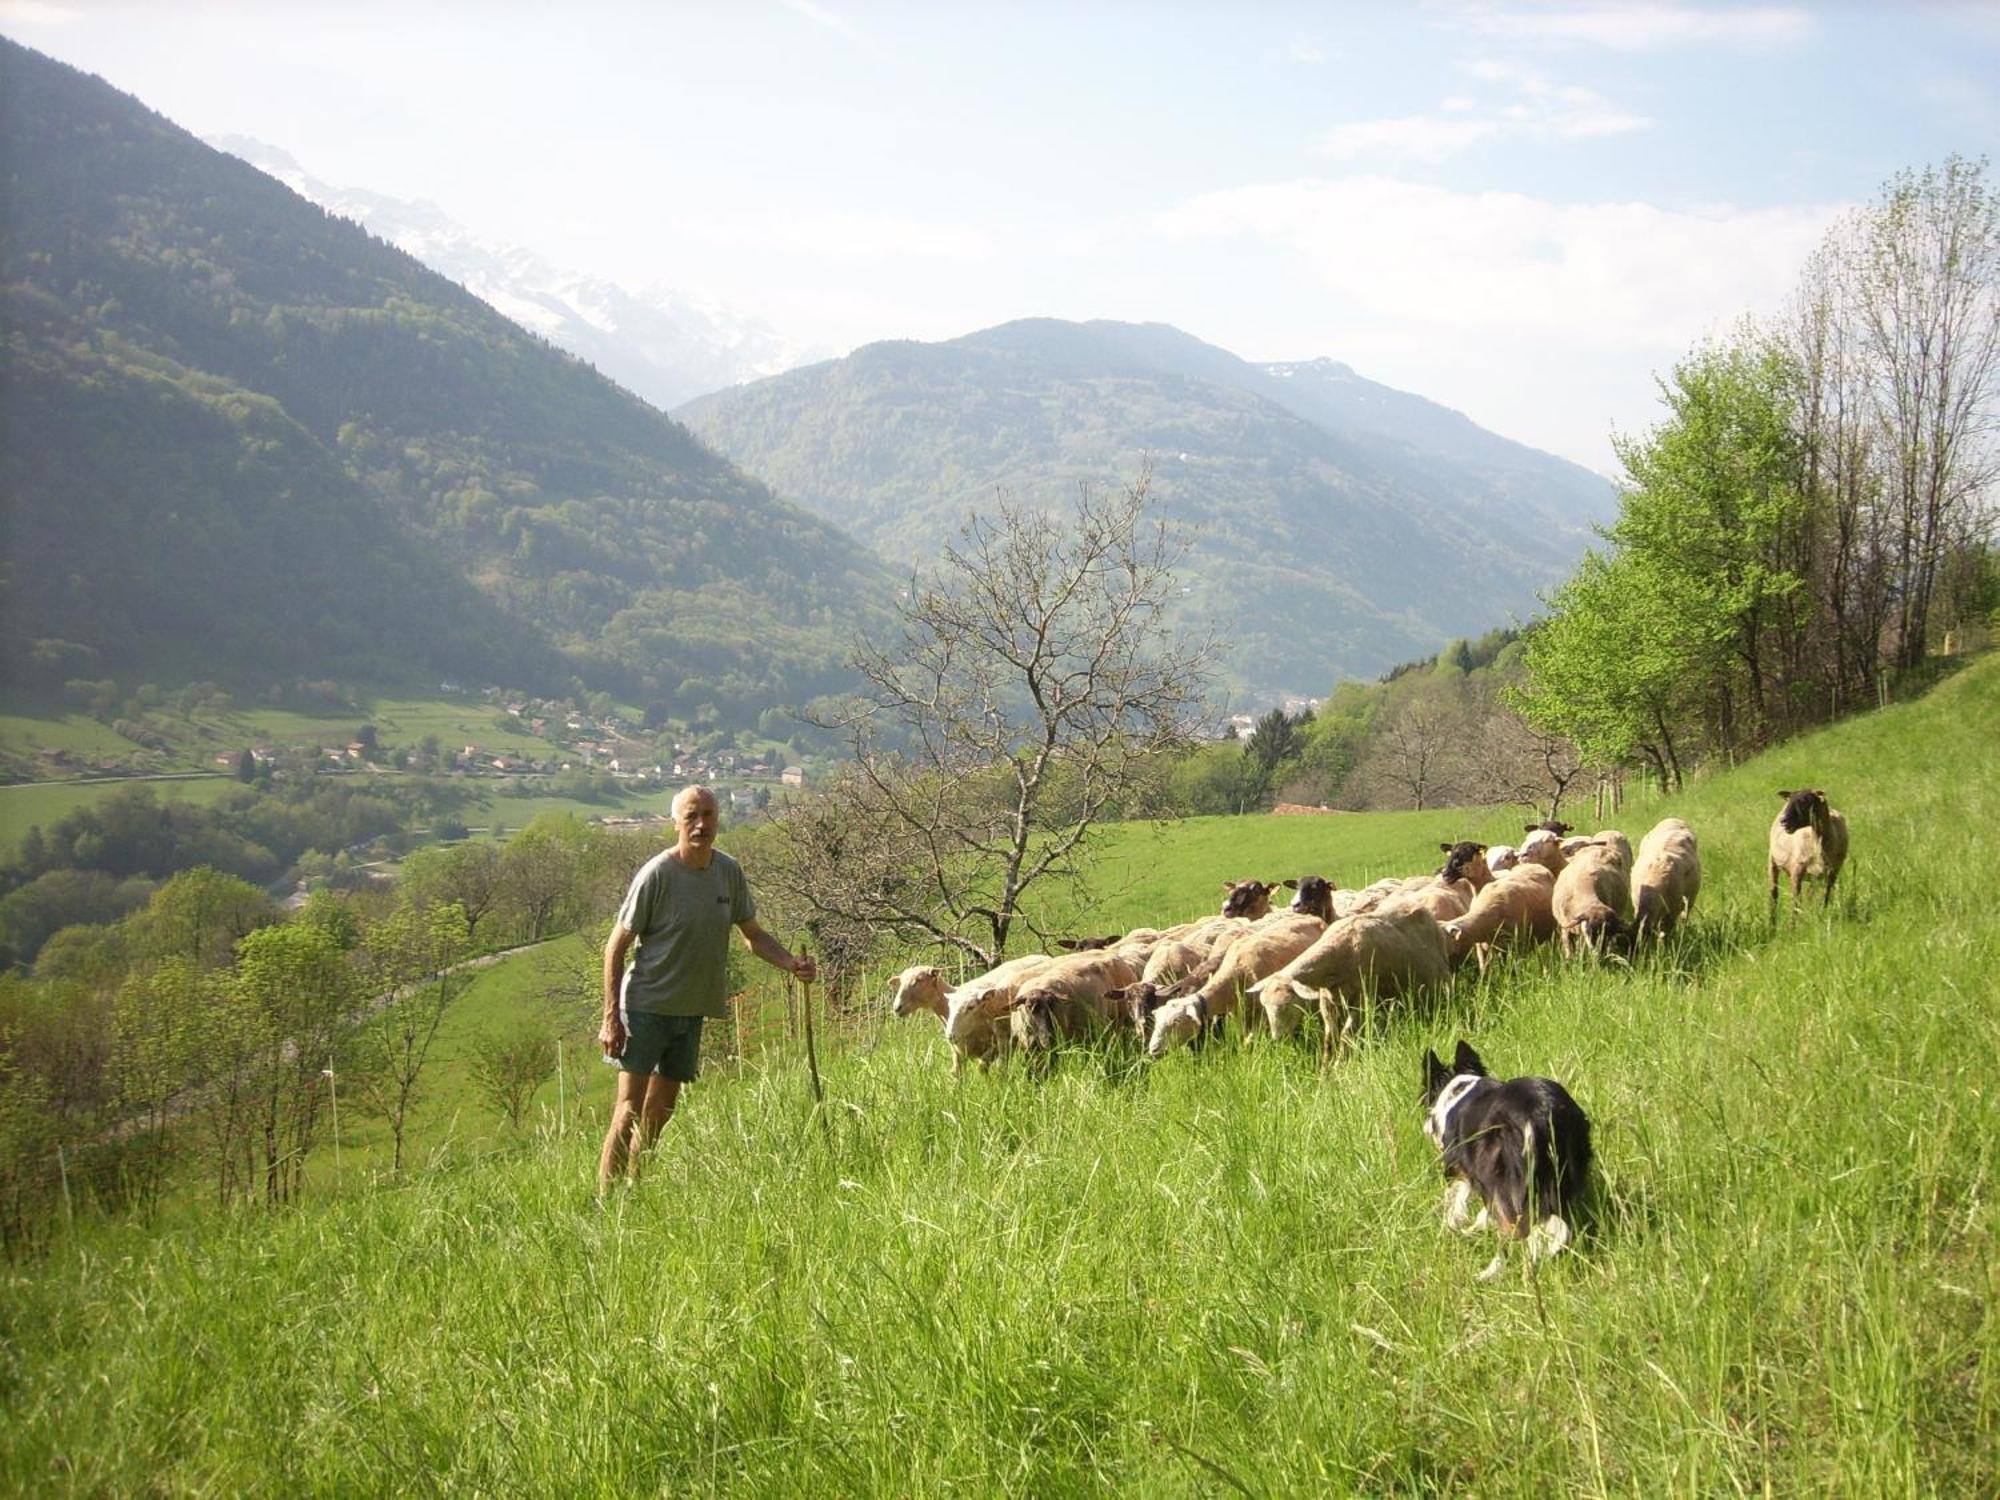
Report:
935,953,1056,1072
1769,789,1849,913
1437,841,1495,889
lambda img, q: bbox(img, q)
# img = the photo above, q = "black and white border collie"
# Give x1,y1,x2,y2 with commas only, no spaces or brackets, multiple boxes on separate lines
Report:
1422,1040,1593,1280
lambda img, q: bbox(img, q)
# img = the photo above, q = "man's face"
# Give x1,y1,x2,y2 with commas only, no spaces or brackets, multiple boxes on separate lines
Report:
677,795,720,847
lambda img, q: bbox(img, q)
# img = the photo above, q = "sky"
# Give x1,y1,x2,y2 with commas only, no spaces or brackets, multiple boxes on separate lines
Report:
4,0,1997,473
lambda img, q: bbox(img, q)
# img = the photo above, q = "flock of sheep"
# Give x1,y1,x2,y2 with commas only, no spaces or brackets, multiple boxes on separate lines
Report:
889,789,1848,1070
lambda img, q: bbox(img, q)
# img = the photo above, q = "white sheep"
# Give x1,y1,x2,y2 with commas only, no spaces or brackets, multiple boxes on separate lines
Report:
1146,912,1326,1057
1440,864,1558,971
1247,906,1451,1054
1551,834,1633,956
1632,817,1701,938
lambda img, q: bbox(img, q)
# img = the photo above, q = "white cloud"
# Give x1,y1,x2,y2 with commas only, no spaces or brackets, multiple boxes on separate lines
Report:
0,1,82,24
1152,175,1843,466
778,0,868,44
1290,42,1325,64
1156,176,1834,346
1320,65,1648,161
1437,2,1812,51
686,208,996,263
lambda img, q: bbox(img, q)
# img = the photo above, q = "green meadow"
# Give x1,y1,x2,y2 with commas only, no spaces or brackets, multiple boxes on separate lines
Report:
0,774,239,849
2,657,1995,1495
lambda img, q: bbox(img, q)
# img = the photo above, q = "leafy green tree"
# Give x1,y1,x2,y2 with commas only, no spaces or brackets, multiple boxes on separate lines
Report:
354,901,470,1171
129,868,273,970
469,1022,556,1130
1513,551,1707,788
110,957,209,1209
497,816,595,942
233,923,360,1204
1609,334,1812,750
1245,708,1303,776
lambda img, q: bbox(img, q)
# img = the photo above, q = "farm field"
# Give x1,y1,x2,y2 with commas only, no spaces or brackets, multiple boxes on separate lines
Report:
0,774,240,852
3,655,1995,1493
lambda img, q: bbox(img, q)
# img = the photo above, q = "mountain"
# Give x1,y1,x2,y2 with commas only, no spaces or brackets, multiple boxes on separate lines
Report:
0,40,889,715
208,137,831,412
677,319,1618,699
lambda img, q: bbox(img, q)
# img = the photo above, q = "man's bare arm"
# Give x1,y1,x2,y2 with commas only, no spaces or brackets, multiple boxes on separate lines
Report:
738,919,817,983
601,924,636,1054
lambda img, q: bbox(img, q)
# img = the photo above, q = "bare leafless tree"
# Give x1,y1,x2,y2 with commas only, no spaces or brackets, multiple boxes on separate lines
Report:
763,469,1216,970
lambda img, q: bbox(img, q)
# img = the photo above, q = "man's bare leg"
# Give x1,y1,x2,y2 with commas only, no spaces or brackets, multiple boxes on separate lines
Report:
598,1069,649,1193
598,1071,683,1193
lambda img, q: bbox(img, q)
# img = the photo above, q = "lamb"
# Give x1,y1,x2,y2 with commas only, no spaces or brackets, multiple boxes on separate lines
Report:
1631,817,1702,938
1439,864,1558,970
1246,906,1451,1054
1485,844,1521,876
1145,912,1326,1057
1768,789,1849,914
1002,950,1143,1060
1525,818,1574,839
1551,834,1633,956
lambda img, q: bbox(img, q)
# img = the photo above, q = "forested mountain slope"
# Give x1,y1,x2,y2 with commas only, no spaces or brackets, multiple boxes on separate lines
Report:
678,319,1617,697
0,40,889,714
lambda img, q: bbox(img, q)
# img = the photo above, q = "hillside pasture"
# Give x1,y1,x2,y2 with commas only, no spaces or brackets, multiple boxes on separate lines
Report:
1,657,1995,1494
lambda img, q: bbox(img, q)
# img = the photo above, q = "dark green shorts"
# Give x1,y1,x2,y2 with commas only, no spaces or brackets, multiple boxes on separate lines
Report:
614,1009,705,1082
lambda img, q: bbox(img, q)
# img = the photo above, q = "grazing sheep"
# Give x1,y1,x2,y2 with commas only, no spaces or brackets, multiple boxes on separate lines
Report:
890,965,950,1021
1437,841,1495,889
937,953,1056,1072
1247,907,1451,1053
1525,818,1575,839
1441,864,1559,970
1632,818,1702,938
1551,835,1633,956
1377,876,1476,926
1769,789,1849,914
1517,829,1568,875
1485,843,1521,876
1004,950,1143,1061
1146,913,1326,1057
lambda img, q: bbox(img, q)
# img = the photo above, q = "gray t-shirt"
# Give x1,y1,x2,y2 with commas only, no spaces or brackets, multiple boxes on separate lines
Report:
614,848,754,1018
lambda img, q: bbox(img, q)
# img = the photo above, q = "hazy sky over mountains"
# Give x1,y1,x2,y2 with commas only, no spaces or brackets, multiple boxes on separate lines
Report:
4,1,1995,473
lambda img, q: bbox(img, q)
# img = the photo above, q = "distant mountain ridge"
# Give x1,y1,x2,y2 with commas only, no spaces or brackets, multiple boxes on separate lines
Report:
678,318,1617,698
210,136,833,412
0,39,888,715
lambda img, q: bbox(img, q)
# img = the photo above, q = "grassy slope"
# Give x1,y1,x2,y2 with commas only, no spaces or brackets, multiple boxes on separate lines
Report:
3,659,1996,1494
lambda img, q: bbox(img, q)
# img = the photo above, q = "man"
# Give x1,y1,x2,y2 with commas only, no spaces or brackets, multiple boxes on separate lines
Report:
598,784,814,1190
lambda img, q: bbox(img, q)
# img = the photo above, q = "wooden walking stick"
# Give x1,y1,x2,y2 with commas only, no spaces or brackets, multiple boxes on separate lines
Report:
792,935,831,1148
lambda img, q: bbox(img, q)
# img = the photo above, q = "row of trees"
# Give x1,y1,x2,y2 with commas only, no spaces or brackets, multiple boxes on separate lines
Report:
1519,158,1999,783
0,814,667,1254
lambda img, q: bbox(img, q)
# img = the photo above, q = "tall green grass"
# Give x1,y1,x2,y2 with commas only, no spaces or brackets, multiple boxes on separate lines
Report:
3,658,1995,1494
